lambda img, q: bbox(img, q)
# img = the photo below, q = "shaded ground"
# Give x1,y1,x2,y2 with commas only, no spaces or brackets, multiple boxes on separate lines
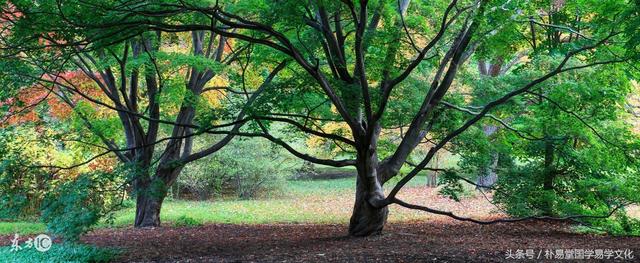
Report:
79,221,639,262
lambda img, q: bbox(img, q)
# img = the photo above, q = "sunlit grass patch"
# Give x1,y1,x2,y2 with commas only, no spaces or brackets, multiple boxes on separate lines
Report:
0,221,46,236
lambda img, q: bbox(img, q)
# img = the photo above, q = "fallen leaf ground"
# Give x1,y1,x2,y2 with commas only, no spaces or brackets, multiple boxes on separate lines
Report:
82,183,638,263
80,221,639,262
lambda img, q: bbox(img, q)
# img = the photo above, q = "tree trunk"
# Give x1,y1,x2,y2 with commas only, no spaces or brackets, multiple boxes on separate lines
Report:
541,138,555,215
349,175,388,236
134,192,164,227
132,126,187,227
427,171,438,187
476,152,499,189
133,176,170,228
476,125,500,189
348,148,388,237
427,152,441,187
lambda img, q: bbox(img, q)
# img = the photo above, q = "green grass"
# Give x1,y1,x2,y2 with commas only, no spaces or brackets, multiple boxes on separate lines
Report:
287,174,428,194
107,197,344,227
0,221,46,236
1,176,432,235
0,243,118,263
115,176,429,226
287,176,355,195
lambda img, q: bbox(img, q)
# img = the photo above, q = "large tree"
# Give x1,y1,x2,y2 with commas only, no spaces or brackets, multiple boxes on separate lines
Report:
0,1,286,227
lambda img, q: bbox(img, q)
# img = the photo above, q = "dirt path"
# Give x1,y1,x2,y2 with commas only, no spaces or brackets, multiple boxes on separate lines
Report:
80,221,639,262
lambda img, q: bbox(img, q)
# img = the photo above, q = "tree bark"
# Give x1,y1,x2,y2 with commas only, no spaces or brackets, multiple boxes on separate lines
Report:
133,176,167,227
427,152,440,187
541,138,556,215
476,152,499,189
134,191,165,227
475,124,500,189
348,172,388,236
348,144,388,237
133,167,179,227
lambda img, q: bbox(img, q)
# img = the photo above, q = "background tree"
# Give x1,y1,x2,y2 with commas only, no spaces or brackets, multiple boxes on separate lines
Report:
451,0,640,230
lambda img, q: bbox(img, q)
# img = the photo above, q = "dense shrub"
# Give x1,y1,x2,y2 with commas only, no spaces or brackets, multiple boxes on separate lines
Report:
0,127,59,219
290,161,320,180
0,126,129,241
492,162,640,235
177,138,292,200
173,215,201,227
40,169,127,241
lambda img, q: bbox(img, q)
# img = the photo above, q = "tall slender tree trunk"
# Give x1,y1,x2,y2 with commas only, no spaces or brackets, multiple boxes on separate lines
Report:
541,138,556,215
476,152,499,189
475,59,505,189
476,124,500,189
427,152,440,187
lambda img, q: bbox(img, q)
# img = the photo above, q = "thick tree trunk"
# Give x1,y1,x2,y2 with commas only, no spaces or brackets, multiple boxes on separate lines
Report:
133,170,174,228
132,117,188,227
427,171,438,187
348,147,388,237
134,192,165,227
349,175,388,236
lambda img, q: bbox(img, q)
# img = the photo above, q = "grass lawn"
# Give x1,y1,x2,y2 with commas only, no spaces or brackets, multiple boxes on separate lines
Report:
0,221,46,236
0,176,437,262
0,175,435,235
5,173,639,237
108,175,434,227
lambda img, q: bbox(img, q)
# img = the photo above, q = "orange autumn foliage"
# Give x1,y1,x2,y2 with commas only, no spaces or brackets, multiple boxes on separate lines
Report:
1,71,105,125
